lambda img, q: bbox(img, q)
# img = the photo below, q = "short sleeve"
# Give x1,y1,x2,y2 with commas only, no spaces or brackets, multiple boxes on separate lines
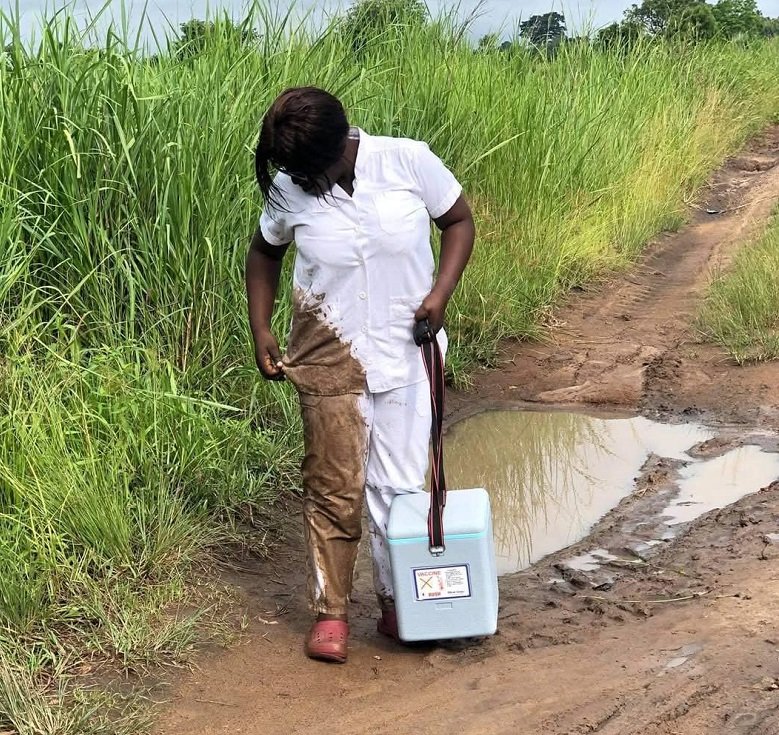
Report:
259,174,294,246
259,205,293,247
411,142,463,219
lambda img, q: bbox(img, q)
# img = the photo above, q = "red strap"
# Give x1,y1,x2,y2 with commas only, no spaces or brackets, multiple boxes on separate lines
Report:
419,331,447,555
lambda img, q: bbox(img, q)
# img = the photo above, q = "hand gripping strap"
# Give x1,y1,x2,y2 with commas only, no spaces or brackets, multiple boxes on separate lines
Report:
415,320,447,555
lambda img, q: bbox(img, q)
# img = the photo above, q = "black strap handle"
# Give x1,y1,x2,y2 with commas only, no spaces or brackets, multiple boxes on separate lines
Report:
414,318,447,556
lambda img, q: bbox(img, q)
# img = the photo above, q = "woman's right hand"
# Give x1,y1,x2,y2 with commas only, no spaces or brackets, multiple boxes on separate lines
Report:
255,328,286,381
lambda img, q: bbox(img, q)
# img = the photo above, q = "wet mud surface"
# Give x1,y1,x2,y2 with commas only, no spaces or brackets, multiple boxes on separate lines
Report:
443,410,779,574
155,126,779,734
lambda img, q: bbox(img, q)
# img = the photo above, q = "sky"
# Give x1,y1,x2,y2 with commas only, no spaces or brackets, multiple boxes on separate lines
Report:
5,0,779,45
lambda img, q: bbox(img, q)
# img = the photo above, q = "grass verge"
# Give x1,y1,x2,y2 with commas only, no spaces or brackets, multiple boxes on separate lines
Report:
700,210,779,363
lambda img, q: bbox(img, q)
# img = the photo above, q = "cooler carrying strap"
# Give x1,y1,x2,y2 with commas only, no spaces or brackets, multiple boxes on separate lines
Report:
413,318,447,556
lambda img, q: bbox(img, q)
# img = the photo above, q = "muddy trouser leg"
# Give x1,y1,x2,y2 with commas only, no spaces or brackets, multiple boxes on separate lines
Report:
364,381,431,611
299,391,373,617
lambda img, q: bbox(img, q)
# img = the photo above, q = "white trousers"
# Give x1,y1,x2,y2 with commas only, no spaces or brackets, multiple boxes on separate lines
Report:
360,381,431,606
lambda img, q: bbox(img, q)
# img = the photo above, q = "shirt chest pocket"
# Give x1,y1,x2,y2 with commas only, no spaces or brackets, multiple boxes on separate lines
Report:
374,191,428,236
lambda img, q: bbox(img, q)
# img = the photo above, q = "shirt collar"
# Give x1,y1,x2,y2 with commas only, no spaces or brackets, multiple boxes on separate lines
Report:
353,127,369,181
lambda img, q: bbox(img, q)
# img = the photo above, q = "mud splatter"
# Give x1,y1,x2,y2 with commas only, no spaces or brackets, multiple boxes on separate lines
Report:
283,289,365,396
299,392,368,615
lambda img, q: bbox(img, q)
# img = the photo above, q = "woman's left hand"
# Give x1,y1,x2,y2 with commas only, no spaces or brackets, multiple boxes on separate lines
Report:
414,290,448,333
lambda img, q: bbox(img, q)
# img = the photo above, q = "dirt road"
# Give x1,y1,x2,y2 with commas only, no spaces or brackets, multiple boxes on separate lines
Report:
155,126,779,735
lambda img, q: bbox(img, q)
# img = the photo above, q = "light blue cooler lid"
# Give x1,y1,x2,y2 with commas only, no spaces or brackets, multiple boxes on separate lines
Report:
387,487,490,542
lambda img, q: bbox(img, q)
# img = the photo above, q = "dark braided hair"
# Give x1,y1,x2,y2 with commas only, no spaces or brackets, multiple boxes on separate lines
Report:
255,87,350,210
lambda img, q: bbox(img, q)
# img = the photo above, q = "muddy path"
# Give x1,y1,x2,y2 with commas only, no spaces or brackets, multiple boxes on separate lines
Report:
448,125,779,428
155,127,779,735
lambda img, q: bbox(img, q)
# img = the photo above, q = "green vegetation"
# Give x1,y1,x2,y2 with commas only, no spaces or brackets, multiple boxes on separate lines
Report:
519,11,567,52
2,0,779,729
614,0,771,41
700,213,779,363
339,0,427,54
488,1,778,54
173,17,260,59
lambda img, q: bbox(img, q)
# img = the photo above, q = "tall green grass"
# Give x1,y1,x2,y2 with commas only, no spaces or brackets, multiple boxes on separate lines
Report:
700,211,779,362
2,3,779,730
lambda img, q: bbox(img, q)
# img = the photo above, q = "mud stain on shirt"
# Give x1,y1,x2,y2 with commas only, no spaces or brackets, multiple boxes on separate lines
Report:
283,289,366,396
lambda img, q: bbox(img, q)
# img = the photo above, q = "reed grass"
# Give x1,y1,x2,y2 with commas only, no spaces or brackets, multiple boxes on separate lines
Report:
700,211,779,363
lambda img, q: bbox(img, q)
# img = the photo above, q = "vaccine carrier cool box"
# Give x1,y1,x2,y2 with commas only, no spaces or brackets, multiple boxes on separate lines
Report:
387,487,498,641
387,321,499,642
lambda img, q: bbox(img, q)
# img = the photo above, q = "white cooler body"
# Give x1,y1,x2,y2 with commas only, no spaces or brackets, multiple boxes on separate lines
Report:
387,487,499,641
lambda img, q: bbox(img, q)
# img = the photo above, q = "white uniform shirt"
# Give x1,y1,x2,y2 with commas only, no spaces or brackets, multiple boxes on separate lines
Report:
260,129,462,394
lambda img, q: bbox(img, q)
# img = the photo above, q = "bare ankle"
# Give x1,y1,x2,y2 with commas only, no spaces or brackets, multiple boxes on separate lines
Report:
316,612,348,622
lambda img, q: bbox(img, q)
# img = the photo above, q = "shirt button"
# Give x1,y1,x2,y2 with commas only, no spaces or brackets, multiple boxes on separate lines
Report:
361,325,368,333
359,291,367,300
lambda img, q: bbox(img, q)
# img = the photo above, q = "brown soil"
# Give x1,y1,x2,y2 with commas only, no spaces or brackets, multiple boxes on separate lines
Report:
155,127,779,735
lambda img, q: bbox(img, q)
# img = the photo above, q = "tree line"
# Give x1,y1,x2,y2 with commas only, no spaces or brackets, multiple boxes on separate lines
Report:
5,0,778,63
487,0,779,55
170,0,779,60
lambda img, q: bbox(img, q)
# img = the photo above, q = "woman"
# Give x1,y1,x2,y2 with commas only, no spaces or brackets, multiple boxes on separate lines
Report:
246,87,475,663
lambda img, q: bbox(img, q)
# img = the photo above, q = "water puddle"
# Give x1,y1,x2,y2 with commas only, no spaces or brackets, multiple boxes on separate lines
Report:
442,410,779,575
664,445,779,524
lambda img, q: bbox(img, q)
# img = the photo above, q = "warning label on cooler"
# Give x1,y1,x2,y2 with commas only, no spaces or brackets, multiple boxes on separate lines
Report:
413,565,471,601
